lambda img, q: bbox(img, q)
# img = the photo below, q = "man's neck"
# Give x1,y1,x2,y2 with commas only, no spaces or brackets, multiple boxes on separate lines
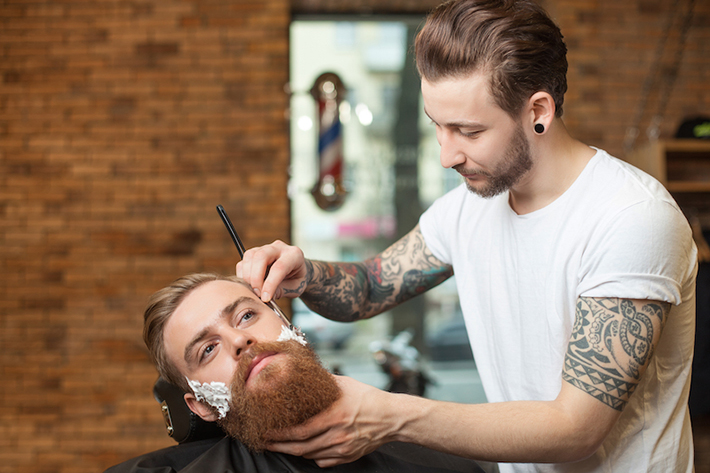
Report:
508,119,595,215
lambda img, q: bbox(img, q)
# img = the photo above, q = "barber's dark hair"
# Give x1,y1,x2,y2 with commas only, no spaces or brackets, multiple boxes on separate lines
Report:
415,0,568,117
143,273,250,393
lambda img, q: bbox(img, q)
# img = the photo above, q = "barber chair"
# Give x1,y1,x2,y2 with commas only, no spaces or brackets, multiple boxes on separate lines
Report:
152,377,226,443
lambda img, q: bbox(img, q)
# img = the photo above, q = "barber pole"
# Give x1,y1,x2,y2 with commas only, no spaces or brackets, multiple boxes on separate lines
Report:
310,72,347,211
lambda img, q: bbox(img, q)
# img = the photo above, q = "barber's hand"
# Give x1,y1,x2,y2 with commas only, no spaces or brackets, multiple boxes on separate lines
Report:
236,240,308,303
266,376,398,467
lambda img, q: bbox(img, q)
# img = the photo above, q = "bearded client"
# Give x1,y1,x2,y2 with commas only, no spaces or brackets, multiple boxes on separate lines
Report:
104,273,487,473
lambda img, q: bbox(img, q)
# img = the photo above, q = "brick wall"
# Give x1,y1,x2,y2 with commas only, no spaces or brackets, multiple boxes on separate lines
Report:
553,0,710,156
0,1,290,472
1,0,708,472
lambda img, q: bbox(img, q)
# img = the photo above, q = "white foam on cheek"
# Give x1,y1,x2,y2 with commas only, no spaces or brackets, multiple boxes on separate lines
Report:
186,378,231,419
277,325,307,346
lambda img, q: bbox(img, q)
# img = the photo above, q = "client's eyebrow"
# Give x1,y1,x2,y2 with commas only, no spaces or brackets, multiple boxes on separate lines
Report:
183,295,253,366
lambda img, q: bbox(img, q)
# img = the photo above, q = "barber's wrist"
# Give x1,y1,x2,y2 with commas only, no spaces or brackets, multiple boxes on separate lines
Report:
379,390,426,445
303,259,315,292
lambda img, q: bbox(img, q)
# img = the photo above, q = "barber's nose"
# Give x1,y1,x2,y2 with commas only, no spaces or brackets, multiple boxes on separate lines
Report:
437,129,466,169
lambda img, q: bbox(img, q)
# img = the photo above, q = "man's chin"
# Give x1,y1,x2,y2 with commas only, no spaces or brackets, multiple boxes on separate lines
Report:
217,340,341,452
465,180,507,198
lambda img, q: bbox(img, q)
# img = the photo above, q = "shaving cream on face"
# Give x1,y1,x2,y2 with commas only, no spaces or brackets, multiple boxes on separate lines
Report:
186,378,231,419
186,327,305,419
277,325,307,346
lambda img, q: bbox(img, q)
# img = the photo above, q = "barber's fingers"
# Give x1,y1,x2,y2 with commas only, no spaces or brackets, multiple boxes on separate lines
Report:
268,426,376,467
236,240,306,302
301,428,377,467
315,456,354,468
267,427,361,465
262,246,307,302
315,451,370,468
269,438,365,468
267,377,386,465
268,413,332,443
237,246,270,298
237,242,282,299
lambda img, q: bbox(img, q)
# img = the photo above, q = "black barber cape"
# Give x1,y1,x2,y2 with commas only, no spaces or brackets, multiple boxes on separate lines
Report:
104,436,486,473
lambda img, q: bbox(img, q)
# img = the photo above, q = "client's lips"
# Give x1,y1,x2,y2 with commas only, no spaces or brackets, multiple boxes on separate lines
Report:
244,351,278,384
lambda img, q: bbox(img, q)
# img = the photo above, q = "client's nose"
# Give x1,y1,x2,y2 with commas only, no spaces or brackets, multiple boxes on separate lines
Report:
230,329,255,359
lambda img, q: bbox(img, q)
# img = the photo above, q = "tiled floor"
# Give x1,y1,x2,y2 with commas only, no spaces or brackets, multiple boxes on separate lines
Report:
694,414,710,473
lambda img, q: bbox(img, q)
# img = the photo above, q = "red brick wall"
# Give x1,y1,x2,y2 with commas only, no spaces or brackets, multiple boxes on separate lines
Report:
553,0,710,156
0,1,290,471
1,0,708,472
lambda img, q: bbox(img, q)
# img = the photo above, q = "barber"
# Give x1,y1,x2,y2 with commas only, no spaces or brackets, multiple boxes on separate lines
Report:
238,1,697,471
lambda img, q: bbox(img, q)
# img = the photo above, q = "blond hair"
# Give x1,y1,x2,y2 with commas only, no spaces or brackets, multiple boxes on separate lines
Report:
143,273,251,392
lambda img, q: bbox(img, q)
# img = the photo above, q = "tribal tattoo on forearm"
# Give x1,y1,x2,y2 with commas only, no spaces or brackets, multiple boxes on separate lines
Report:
562,297,669,411
301,228,453,322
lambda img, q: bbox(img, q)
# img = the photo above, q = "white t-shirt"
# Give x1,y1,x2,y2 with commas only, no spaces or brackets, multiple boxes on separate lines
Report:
419,148,697,473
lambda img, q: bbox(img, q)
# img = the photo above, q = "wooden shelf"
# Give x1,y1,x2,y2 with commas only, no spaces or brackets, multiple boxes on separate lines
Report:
667,182,710,193
625,139,710,192
627,139,710,260
660,139,710,153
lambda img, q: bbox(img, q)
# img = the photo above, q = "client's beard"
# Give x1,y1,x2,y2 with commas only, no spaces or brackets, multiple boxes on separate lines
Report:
216,340,341,452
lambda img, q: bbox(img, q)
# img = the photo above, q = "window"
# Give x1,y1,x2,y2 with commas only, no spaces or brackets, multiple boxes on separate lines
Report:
290,19,485,404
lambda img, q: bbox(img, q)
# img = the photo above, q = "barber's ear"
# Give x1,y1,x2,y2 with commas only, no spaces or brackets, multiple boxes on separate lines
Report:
184,393,220,422
527,91,555,132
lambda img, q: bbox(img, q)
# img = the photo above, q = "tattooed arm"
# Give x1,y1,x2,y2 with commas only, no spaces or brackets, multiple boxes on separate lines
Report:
268,296,671,466
300,225,452,322
562,296,669,413
412,296,670,462
237,225,453,322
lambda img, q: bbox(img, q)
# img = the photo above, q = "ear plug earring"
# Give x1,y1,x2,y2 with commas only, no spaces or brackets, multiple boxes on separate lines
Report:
534,123,545,134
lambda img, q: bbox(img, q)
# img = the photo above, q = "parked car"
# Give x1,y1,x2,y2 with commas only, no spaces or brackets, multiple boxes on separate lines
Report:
291,299,355,350
426,313,475,363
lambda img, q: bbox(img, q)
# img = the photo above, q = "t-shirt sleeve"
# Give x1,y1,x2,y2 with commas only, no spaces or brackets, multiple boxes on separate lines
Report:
418,187,463,265
577,199,697,305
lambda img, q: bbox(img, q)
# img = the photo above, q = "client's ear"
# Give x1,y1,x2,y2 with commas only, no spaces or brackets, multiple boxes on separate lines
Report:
184,393,219,422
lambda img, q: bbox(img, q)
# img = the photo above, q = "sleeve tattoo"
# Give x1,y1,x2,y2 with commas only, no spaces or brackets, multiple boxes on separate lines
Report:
301,227,453,322
562,297,670,411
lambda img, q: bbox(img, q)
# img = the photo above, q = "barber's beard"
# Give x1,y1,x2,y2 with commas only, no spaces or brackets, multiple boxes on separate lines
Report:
215,340,341,452
456,124,533,198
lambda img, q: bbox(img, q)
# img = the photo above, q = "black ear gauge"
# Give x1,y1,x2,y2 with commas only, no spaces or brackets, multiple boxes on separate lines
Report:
534,123,545,134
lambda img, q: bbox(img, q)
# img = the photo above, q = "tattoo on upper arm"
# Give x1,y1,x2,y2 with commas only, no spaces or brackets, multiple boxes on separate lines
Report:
562,297,669,411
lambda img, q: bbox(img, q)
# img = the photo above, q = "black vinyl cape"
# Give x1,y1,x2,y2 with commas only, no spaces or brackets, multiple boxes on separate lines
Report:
104,436,486,473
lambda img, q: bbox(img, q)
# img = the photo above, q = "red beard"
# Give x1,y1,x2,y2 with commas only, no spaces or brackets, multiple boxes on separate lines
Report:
216,340,341,452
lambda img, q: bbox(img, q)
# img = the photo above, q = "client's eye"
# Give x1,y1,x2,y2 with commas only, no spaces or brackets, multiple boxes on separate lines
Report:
200,343,216,361
238,310,256,325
